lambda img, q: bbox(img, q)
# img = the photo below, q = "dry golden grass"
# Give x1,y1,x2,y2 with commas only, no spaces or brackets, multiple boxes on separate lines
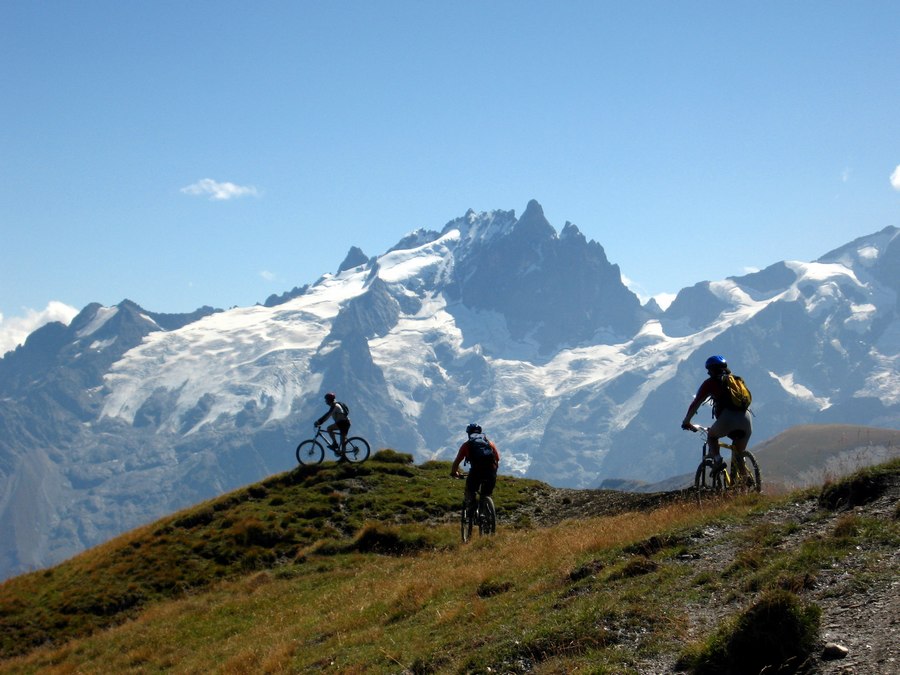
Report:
6,459,899,673
1,496,752,674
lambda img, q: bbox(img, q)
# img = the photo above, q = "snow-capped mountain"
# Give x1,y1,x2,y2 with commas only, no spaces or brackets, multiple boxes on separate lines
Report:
1,200,898,580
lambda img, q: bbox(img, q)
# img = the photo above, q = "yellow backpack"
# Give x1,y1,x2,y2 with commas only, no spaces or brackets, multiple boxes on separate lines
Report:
722,374,752,410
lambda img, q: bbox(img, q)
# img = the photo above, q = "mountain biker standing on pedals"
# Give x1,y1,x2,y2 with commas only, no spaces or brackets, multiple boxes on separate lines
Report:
681,355,753,474
315,392,351,458
450,423,500,510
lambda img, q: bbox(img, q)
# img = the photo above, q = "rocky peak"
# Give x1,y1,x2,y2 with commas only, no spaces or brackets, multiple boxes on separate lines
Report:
450,201,644,353
337,246,370,274
512,199,556,243
560,221,586,243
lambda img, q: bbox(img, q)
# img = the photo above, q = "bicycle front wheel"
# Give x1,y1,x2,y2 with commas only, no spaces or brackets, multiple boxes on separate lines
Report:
694,459,723,503
296,440,325,466
694,459,711,491
478,496,496,536
343,436,370,463
461,503,474,543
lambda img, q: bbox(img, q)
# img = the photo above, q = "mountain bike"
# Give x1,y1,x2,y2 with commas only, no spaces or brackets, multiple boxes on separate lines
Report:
295,426,371,465
455,473,496,543
687,424,761,502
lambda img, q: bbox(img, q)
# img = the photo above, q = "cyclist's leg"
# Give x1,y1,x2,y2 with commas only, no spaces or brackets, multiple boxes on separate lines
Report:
732,420,753,483
730,433,749,478
705,431,723,464
481,467,497,534
710,410,743,466
337,420,350,450
479,469,497,499
719,410,753,478
463,472,479,512
325,422,339,449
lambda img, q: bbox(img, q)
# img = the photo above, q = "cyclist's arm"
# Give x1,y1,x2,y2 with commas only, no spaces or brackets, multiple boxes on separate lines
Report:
315,404,335,427
682,380,713,428
489,441,500,470
450,442,468,476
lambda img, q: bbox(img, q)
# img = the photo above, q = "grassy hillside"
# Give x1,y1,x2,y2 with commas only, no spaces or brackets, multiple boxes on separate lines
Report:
0,450,549,658
1,452,898,673
752,424,900,489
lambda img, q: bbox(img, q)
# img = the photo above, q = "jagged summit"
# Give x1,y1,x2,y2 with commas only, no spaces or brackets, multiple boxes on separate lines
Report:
337,246,370,274
512,199,556,241
560,221,586,242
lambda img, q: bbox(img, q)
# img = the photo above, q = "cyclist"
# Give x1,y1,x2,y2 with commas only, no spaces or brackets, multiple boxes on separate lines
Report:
681,355,753,475
315,392,351,456
450,423,500,510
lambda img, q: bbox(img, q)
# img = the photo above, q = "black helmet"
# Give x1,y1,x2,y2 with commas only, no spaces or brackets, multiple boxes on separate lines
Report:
324,392,336,402
705,355,727,370
466,422,482,435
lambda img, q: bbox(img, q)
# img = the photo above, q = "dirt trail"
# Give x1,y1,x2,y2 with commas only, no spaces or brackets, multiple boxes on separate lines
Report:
516,478,899,674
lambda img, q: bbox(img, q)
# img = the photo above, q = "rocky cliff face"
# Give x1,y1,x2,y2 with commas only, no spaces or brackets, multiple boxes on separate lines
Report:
451,200,646,353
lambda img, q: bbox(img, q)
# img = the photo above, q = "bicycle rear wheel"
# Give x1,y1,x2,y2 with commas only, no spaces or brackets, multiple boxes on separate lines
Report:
478,496,496,536
296,439,325,466
694,459,724,503
737,450,762,493
343,436,370,463
460,502,474,543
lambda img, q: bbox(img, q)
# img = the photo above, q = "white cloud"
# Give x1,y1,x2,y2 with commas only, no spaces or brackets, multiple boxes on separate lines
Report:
259,270,276,282
652,293,676,311
622,274,676,310
180,178,259,201
0,301,79,357
621,273,643,298
841,167,851,183
891,165,900,191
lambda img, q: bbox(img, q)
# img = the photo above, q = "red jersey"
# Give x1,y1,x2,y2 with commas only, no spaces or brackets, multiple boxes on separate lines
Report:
688,376,729,417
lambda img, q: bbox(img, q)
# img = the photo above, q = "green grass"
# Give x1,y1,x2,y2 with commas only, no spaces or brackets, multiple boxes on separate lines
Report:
0,450,546,660
0,456,897,674
677,589,821,675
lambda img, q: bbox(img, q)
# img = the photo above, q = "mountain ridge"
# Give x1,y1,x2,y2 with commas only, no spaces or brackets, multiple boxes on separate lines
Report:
0,200,898,580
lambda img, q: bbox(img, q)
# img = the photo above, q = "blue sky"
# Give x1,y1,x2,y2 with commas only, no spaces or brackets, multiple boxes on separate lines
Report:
2,1,899,354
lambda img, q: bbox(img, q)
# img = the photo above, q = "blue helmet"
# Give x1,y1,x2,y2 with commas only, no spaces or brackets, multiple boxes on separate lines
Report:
466,422,482,435
705,355,727,370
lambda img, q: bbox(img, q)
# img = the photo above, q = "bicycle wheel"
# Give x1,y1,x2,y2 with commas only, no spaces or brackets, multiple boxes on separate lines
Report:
460,502,474,543
711,465,725,492
295,439,325,466
694,459,711,490
728,451,761,494
343,436,370,463
742,450,762,493
694,459,723,503
478,496,496,536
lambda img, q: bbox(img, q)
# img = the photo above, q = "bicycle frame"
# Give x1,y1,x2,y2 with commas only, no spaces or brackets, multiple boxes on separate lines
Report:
295,427,371,466
697,425,735,486
689,424,761,496
313,426,343,450
455,473,496,542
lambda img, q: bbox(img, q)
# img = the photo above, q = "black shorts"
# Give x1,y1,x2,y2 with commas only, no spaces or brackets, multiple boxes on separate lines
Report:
465,464,497,499
329,419,351,434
